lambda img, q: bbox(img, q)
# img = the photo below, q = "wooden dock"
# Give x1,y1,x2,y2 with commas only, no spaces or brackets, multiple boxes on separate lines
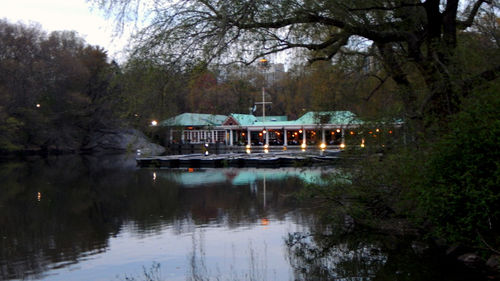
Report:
136,150,342,168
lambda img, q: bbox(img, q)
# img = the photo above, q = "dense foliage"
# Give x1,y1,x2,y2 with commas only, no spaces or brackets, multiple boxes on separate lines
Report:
0,20,120,153
417,89,500,246
93,0,500,137
1,0,499,255
89,0,500,252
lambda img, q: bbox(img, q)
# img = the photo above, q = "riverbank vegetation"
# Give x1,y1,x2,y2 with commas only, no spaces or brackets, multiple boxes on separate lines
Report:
92,0,499,260
0,20,121,153
1,0,499,269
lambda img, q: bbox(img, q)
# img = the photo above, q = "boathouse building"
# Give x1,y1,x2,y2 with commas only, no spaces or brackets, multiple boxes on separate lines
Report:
160,111,365,148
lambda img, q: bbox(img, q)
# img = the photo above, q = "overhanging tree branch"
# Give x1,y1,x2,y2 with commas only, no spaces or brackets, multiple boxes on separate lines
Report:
346,2,423,12
457,0,492,30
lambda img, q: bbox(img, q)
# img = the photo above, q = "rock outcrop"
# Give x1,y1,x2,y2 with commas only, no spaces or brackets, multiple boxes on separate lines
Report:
82,128,165,156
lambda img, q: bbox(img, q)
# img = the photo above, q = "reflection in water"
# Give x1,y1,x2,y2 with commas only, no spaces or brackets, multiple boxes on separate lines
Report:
0,156,478,281
0,156,315,280
286,231,388,280
187,230,274,281
160,167,335,187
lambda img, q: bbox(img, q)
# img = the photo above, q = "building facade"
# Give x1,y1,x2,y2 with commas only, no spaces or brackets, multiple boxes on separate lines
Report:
160,111,371,148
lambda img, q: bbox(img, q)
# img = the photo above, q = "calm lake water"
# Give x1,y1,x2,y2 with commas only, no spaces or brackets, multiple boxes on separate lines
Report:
0,155,483,281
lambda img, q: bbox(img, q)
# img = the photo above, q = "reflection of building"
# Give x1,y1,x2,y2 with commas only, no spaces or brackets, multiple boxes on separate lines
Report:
159,168,347,187
160,111,365,147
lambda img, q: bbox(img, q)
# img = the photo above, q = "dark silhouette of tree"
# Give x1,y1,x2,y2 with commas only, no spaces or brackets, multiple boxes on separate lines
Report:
93,0,499,136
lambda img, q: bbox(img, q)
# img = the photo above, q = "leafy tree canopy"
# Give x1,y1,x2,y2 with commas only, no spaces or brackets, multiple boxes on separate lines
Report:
94,0,499,131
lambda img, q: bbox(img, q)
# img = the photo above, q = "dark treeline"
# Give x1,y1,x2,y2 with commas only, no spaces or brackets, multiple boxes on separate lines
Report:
2,0,500,267
1,19,401,154
0,20,121,153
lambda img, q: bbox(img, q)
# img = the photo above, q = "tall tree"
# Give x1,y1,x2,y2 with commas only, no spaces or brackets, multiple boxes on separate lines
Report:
0,20,122,152
94,0,499,136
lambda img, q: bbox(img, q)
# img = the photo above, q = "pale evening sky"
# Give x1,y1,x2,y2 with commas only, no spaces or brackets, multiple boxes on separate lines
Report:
0,0,132,62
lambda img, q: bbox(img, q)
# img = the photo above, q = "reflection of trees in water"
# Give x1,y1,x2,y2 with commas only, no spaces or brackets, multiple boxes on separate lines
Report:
0,156,305,280
285,231,387,281
283,213,480,281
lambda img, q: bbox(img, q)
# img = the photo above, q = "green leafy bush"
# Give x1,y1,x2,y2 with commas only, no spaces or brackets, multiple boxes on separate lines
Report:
417,90,500,247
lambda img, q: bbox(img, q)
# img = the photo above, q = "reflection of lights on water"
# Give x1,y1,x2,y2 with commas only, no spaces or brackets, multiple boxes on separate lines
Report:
245,144,251,149
361,138,365,148
283,146,287,151
320,142,326,150
204,151,209,156
264,149,269,153
37,192,41,201
246,148,251,154
263,144,269,149
301,143,306,149
261,218,269,226
137,149,141,156
153,172,157,181
340,143,346,149
188,168,194,173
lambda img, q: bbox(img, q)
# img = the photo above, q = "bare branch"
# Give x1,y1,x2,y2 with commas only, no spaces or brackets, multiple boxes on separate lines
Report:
347,2,423,12
457,0,491,30
364,75,388,101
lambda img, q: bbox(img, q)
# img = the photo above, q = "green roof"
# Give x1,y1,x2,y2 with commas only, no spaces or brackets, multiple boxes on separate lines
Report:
255,116,288,122
229,114,258,126
294,111,362,125
160,113,228,127
161,111,362,127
